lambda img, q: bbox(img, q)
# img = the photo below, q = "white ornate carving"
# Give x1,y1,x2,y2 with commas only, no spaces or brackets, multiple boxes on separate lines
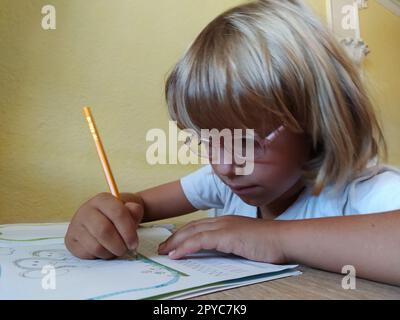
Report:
340,38,371,66
356,0,368,9
326,0,371,66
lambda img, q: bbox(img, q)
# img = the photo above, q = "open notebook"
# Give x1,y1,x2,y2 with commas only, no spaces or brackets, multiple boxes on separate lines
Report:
0,223,300,300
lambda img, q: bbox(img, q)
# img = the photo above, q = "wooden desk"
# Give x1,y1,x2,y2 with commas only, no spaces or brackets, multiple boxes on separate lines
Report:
191,265,400,300
147,214,400,300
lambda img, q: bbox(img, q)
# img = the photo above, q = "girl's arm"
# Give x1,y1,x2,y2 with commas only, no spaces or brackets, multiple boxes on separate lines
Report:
279,210,400,285
158,210,400,286
120,180,198,223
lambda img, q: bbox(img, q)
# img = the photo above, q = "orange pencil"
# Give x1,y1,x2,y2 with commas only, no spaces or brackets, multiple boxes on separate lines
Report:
83,106,121,199
83,107,137,259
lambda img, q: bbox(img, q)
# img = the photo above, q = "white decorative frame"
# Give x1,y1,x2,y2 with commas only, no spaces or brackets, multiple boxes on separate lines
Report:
326,0,370,66
377,0,400,16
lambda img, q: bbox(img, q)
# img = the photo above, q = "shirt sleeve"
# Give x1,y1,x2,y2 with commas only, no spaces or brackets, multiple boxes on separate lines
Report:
347,165,400,214
180,165,225,210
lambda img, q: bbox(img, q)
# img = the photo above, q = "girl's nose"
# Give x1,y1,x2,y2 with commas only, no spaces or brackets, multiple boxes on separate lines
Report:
213,163,236,178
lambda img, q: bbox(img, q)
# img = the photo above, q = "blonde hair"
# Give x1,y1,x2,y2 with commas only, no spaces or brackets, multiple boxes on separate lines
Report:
165,0,387,196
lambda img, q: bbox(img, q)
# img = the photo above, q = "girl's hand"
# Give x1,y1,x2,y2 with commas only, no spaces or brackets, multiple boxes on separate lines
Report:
158,216,287,264
65,192,144,260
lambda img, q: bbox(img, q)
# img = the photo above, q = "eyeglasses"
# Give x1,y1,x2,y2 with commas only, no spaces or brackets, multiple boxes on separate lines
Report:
184,125,285,163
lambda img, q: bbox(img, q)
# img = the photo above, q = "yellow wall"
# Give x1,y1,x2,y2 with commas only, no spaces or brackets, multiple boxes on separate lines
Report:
0,0,399,224
359,0,400,164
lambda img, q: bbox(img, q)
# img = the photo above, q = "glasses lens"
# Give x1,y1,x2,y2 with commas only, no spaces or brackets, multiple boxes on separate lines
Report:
186,131,268,162
231,135,264,160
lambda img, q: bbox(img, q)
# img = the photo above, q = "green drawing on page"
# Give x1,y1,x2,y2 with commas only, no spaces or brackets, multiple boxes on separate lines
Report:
0,224,66,242
0,234,64,242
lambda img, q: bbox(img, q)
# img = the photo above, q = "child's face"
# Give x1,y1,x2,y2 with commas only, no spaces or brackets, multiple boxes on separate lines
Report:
210,128,311,210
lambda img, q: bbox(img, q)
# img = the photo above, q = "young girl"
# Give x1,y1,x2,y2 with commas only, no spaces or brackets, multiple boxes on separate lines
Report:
65,0,400,285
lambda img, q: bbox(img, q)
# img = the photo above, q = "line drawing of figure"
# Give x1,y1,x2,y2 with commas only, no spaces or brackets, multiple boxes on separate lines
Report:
0,247,15,256
13,248,88,279
11,247,181,299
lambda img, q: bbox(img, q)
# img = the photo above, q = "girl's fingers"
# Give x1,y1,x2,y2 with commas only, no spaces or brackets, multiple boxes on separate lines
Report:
76,225,116,260
124,202,144,225
65,236,96,260
93,195,141,250
158,219,220,254
82,211,128,257
168,230,223,259
166,217,218,237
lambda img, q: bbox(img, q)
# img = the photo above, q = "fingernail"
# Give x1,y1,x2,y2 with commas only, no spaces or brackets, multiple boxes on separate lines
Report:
168,250,176,258
130,241,137,251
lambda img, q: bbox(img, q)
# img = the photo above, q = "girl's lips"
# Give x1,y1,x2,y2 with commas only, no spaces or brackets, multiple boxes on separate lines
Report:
228,184,259,195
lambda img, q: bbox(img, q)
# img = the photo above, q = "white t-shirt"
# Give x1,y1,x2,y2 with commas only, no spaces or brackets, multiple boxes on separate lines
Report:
180,164,400,220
